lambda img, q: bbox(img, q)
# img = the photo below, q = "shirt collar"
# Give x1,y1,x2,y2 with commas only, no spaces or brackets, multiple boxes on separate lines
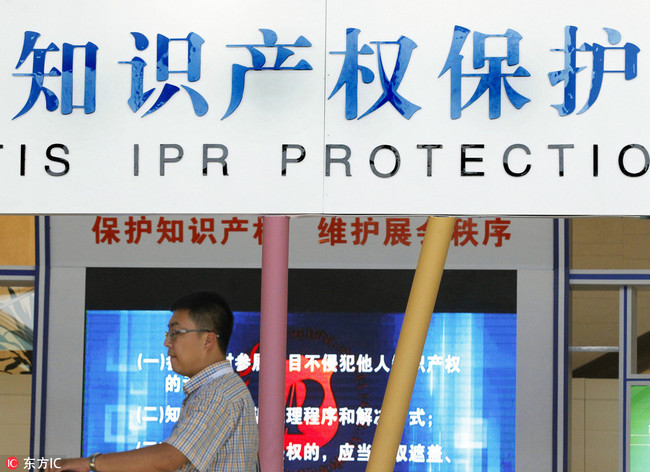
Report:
183,360,232,396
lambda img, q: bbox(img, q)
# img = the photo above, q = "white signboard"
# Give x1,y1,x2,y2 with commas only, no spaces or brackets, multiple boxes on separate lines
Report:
1,0,649,215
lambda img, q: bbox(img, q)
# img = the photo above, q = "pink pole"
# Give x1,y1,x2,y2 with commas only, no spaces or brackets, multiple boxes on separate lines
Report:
258,216,290,472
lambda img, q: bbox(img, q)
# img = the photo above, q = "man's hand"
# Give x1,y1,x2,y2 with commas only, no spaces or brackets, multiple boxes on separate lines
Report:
39,444,187,472
40,457,89,472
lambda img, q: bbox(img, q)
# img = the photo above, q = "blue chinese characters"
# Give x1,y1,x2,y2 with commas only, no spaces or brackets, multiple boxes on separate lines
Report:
329,28,421,120
549,26,639,115
10,26,642,120
119,32,208,117
439,26,530,119
13,31,97,119
222,29,312,119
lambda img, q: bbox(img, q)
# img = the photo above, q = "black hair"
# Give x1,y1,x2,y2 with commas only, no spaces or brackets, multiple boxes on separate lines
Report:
170,291,234,353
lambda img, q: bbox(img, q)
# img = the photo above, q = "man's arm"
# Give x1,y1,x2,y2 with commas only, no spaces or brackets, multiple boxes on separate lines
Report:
43,443,188,472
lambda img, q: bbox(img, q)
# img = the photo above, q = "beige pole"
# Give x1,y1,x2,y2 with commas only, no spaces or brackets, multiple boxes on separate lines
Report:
365,216,456,472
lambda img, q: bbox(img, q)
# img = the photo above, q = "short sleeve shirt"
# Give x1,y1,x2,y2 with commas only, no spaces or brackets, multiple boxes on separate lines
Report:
165,361,259,472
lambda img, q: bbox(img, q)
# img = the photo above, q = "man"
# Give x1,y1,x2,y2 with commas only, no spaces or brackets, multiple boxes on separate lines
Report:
46,291,259,472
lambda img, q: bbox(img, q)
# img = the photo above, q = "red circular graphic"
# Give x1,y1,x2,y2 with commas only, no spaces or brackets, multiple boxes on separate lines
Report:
6,457,19,470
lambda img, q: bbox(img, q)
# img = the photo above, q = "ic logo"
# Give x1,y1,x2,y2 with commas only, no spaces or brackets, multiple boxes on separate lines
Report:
5,457,19,470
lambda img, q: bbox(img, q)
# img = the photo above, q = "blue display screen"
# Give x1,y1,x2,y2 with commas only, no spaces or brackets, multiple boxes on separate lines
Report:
83,310,516,471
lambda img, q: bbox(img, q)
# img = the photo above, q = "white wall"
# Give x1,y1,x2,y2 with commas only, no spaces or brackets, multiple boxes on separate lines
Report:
0,375,32,460
571,378,619,472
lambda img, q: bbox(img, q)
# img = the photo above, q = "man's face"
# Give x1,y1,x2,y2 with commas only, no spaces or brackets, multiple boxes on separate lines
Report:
164,309,207,378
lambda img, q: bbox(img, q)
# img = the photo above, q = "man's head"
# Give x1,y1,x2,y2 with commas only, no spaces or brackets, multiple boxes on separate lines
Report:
164,291,234,377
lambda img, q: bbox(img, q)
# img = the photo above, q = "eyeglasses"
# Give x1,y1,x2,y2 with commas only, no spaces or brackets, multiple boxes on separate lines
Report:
164,329,218,342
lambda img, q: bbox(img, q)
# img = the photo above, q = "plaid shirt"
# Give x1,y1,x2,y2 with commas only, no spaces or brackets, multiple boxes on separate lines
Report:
165,361,259,472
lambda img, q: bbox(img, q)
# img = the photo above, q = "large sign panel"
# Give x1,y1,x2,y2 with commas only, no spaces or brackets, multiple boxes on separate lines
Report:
2,0,649,214
83,310,516,471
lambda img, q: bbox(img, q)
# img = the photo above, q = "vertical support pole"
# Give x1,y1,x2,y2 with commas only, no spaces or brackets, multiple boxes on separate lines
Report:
259,216,290,472
32,215,50,459
620,286,635,472
554,218,570,472
366,216,456,472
